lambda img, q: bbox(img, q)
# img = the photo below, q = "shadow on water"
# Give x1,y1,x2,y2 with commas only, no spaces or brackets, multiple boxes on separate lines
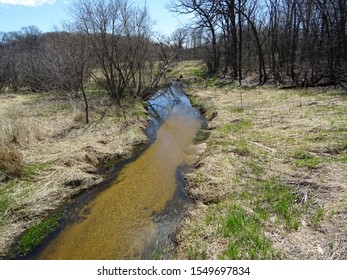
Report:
27,83,203,260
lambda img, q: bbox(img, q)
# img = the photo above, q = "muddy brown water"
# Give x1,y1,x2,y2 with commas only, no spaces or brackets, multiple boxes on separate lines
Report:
34,84,203,259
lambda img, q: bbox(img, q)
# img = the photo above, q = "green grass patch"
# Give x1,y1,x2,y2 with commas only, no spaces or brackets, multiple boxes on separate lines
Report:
233,140,251,156
56,103,71,111
331,153,347,163
22,163,50,179
217,120,252,135
214,139,232,150
230,106,245,113
312,206,325,226
246,160,265,177
217,124,233,134
255,179,302,231
191,68,206,78
219,205,276,260
189,96,211,115
296,90,314,97
203,77,218,87
233,120,252,132
209,177,308,259
293,150,321,169
254,205,270,220
294,157,320,168
304,132,328,142
17,209,63,256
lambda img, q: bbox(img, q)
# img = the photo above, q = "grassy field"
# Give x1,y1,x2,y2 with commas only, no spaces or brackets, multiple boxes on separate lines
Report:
1,61,346,260
0,91,149,258
172,61,347,260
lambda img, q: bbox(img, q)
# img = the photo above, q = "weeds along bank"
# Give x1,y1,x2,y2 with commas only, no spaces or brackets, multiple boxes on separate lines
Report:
1,68,346,260
0,92,149,258
175,81,346,259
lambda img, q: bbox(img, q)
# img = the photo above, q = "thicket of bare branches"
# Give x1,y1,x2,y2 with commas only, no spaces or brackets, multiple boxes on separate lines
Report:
169,0,346,86
0,0,344,102
0,0,179,109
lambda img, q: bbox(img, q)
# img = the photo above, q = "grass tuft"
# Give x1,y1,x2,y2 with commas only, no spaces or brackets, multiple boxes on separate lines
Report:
188,242,207,260
17,210,63,256
256,179,302,231
21,163,50,179
233,140,251,156
0,141,23,178
219,205,276,260
312,206,325,226
292,150,320,169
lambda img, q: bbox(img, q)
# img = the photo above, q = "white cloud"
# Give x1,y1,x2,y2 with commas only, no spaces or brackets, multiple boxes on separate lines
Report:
0,0,56,6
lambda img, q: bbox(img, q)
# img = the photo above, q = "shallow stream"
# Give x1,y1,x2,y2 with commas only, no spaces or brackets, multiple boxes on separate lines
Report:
34,84,202,259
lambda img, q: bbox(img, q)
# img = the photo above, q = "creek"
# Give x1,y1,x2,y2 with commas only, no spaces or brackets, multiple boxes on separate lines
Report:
33,83,203,259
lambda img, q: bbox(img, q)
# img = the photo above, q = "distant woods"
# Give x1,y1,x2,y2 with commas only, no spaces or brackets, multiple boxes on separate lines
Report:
0,0,178,123
0,0,345,108
169,0,346,86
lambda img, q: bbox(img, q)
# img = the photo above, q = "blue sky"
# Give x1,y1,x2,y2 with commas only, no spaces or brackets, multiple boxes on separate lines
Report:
0,0,188,36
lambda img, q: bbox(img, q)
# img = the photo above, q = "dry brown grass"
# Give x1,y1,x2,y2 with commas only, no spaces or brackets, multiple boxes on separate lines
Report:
0,141,23,178
175,83,347,260
0,92,149,258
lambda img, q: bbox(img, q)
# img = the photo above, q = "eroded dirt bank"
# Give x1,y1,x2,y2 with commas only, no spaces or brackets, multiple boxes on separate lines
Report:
0,92,149,258
175,84,346,260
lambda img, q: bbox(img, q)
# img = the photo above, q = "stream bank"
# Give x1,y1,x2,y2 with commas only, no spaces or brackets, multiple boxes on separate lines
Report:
174,83,347,260
1,92,150,259
8,84,204,259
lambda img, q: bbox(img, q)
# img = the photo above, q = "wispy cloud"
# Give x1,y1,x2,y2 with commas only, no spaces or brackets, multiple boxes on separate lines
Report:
0,0,56,6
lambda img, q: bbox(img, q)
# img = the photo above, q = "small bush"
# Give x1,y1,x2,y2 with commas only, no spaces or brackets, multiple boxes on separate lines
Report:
0,140,23,178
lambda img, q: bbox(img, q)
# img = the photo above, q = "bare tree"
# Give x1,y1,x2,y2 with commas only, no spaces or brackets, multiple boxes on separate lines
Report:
46,31,94,123
0,34,7,93
69,0,153,105
169,0,221,74
215,0,239,79
170,27,189,60
168,0,346,86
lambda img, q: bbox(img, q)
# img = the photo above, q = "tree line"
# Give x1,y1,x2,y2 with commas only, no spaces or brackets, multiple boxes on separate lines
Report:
0,0,345,107
169,0,346,86
0,0,179,123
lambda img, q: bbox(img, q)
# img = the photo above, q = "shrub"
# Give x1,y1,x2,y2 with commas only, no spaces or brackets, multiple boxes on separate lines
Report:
0,140,23,178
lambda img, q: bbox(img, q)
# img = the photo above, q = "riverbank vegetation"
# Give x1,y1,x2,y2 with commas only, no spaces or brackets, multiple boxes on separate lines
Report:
0,0,346,259
173,61,346,259
0,0,178,258
0,90,149,258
